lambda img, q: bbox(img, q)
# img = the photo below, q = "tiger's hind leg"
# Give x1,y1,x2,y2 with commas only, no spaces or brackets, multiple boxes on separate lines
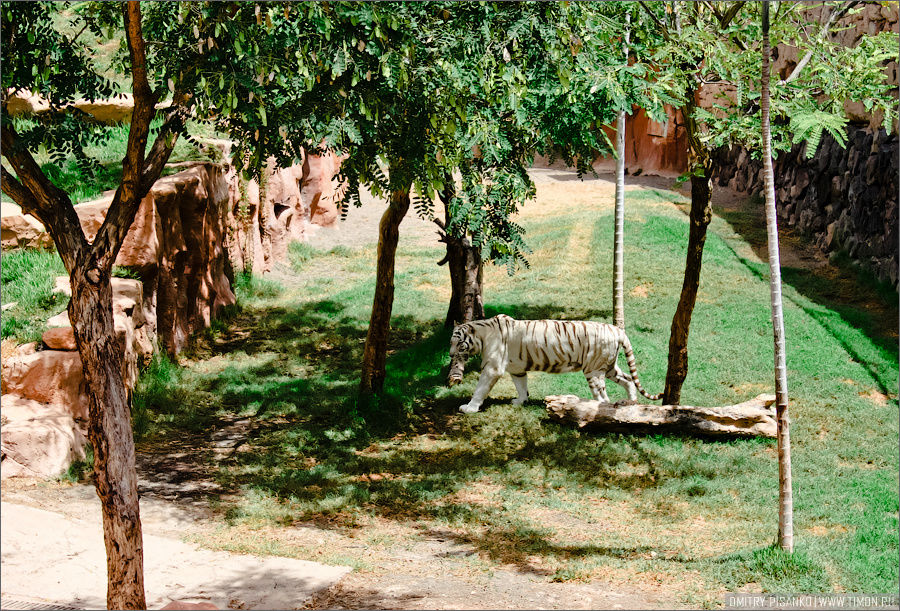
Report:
606,365,638,401
585,371,610,403
511,373,529,406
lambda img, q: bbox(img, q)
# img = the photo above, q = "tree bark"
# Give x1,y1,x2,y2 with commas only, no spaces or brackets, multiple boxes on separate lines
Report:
612,13,631,330
257,160,272,272
762,1,794,553
359,184,410,395
69,269,146,609
444,238,484,328
662,157,712,405
438,183,484,328
545,393,777,439
662,86,713,406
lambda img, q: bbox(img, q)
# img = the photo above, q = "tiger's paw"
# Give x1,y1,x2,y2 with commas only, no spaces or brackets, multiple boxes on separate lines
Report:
459,403,480,414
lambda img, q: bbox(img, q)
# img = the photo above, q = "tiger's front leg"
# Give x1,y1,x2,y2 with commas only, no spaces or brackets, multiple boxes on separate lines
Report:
460,366,503,413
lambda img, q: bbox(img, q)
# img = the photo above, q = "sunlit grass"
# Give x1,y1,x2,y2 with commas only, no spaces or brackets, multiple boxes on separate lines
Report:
0,248,67,343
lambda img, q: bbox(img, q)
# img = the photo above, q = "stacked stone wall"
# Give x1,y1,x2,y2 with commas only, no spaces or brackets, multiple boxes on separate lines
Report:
713,126,898,287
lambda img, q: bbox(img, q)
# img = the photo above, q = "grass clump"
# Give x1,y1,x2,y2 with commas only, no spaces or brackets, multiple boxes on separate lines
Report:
58,444,94,484
233,271,282,302
288,242,318,271
1,249,67,343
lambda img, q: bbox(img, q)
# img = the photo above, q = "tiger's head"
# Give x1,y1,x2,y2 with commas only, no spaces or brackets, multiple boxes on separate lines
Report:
448,323,478,386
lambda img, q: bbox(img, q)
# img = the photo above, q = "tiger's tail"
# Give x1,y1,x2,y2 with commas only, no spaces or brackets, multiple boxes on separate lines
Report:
620,333,662,401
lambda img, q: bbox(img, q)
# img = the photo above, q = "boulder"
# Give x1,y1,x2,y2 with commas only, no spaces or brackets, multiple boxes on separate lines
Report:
0,396,88,479
5,91,167,125
74,197,115,243
42,327,77,351
13,342,37,357
47,310,70,328
1,350,90,422
0,214,52,250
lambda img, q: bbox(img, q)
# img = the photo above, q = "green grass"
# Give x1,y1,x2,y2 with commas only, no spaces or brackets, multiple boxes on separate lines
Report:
1,249,67,343
132,184,898,604
58,443,94,484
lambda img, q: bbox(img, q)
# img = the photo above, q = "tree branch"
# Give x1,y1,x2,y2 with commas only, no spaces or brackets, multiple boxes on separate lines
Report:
778,1,860,86
638,1,671,41
140,91,192,193
720,1,746,28
1,125,87,272
0,165,41,218
89,1,159,269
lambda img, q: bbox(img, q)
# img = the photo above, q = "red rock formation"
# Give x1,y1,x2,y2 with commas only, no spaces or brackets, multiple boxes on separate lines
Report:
1,279,154,479
302,148,345,227
600,105,689,175
0,211,53,250
0,396,89,479
68,164,237,355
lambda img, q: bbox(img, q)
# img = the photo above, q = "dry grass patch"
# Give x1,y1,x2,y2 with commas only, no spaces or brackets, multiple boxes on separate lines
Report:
630,283,653,298
525,181,615,219
858,389,892,406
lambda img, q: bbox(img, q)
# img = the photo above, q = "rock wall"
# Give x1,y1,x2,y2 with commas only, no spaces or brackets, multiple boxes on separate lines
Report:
1,279,152,479
2,154,345,350
598,106,689,175
712,126,899,287
74,163,237,355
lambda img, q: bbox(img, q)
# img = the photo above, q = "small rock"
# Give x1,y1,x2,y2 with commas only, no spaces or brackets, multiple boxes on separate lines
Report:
42,327,77,351
47,310,70,328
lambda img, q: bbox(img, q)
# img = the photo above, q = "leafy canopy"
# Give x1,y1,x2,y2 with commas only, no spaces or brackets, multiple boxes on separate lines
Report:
639,1,898,160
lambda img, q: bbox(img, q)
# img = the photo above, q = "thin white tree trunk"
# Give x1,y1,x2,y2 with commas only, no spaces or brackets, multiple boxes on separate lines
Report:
612,13,631,330
761,1,794,553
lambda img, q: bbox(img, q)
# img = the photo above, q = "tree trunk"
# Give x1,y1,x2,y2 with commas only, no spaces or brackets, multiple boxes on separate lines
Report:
359,186,410,395
69,269,146,609
762,1,794,553
613,107,627,329
662,156,713,405
257,164,272,272
545,393,777,439
439,186,484,328
444,240,484,328
0,6,188,606
612,13,631,330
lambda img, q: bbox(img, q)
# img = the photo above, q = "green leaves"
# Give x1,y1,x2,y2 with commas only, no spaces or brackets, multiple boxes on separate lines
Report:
636,1,898,161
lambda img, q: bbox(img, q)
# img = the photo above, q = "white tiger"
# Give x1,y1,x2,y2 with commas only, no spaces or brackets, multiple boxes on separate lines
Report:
447,314,661,413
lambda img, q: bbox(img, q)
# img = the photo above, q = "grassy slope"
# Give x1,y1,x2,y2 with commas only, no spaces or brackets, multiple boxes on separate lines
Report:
1,249,67,343
135,181,897,605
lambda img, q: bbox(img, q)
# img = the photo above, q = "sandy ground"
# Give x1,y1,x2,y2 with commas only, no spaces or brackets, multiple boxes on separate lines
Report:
0,502,349,610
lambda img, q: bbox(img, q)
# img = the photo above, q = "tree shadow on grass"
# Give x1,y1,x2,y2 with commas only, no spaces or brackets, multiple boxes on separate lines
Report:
712,212,898,397
137,293,764,578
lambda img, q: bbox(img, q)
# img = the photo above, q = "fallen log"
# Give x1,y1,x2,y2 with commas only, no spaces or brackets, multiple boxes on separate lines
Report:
544,393,777,439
